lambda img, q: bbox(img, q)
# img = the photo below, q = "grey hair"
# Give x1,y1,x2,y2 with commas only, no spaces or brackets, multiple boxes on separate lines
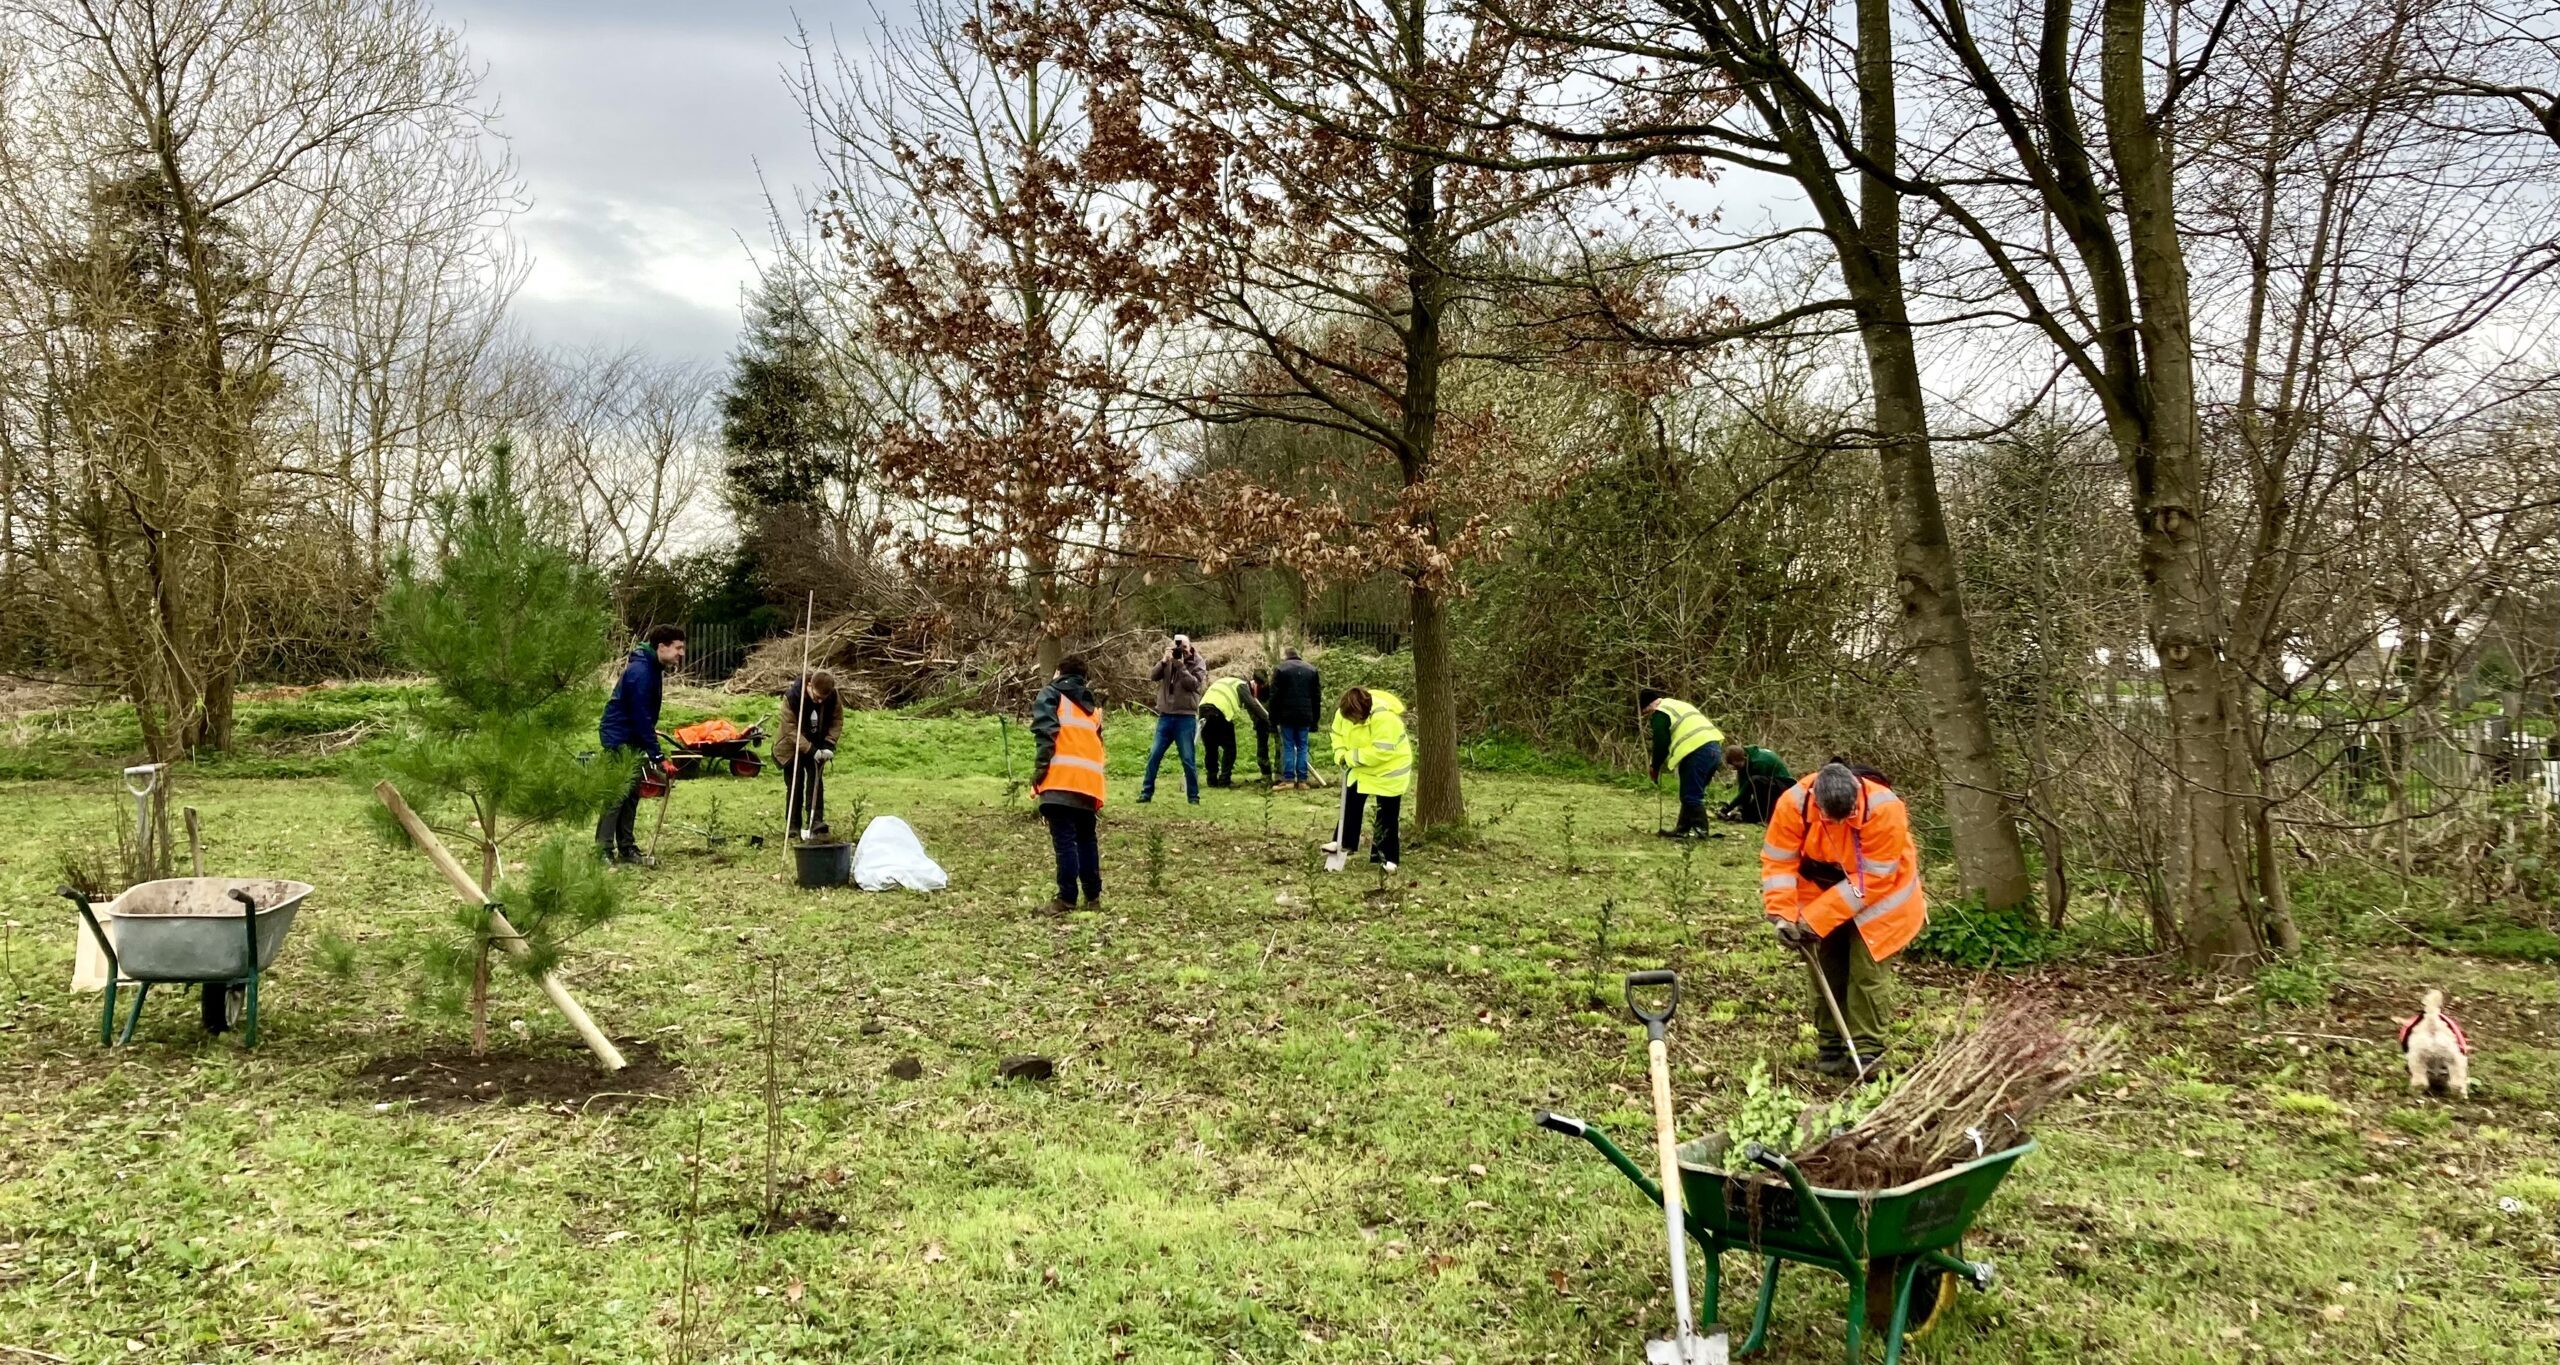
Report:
1812,763,1860,820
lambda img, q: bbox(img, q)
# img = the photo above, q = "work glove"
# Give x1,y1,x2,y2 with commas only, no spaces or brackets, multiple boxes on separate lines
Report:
814,748,833,764
1772,918,1818,948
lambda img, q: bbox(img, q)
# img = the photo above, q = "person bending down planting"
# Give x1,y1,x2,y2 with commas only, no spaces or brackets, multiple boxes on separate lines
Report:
1760,761,1928,1077
1140,633,1206,804
1639,687,1725,838
1720,741,1795,824
1323,686,1411,873
775,669,842,837
1200,670,1271,788
596,624,684,867
1029,654,1106,914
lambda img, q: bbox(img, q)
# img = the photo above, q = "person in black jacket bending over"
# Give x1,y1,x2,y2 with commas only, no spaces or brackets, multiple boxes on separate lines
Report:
1267,647,1322,789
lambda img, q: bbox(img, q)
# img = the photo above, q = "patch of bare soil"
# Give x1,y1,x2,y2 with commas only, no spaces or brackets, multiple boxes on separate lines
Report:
354,1038,683,1114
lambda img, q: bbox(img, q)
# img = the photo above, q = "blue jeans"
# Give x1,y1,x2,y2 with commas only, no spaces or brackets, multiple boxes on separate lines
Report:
1680,742,1722,810
1280,726,1313,781
1142,714,1199,802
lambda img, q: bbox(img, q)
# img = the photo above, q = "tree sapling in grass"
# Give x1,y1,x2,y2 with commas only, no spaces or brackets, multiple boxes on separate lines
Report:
371,444,629,1053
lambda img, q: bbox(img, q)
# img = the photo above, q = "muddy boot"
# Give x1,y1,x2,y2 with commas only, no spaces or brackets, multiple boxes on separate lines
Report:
1041,897,1074,916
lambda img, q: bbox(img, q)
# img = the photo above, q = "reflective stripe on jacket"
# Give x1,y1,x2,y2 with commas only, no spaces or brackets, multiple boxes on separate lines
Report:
1758,774,1927,961
1650,698,1723,768
1329,689,1413,798
1035,695,1107,808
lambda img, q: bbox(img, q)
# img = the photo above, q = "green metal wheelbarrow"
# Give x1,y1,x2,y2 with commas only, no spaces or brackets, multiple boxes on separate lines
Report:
1539,1111,2023,1365
59,878,312,1048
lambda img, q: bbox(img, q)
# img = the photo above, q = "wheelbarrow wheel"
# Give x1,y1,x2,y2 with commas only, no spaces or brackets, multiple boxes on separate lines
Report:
200,983,247,1035
1866,1256,1954,1343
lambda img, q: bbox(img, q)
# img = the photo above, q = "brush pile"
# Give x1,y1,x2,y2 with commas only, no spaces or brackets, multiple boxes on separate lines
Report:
730,619,1283,715
1790,1002,2116,1189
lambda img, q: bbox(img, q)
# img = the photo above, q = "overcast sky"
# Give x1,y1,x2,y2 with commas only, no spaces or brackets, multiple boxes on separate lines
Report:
436,0,849,370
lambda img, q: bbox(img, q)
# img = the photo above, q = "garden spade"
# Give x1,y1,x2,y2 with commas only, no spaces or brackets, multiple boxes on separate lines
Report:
1625,970,1729,1365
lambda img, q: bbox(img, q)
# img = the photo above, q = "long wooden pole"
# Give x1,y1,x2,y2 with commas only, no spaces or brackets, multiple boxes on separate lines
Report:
785,591,813,846
374,781,627,1071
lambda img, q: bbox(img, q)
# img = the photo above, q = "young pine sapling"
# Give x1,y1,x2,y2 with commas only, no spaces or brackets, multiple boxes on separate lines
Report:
371,444,631,1053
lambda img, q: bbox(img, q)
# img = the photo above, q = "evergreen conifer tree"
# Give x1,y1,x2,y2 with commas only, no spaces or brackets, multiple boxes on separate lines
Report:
374,444,630,1051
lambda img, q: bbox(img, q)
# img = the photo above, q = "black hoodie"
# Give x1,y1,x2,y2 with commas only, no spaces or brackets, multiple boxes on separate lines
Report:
1029,670,1101,810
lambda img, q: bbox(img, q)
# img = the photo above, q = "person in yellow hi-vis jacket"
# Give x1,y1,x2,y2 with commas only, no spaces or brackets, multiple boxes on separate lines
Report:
1639,687,1725,838
1322,686,1411,872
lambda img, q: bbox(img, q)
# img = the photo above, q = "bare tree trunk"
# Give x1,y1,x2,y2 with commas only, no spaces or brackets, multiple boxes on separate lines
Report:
2100,0,2262,968
1408,582,1464,828
1863,313,2032,912
1401,140,1464,831
1700,0,2033,908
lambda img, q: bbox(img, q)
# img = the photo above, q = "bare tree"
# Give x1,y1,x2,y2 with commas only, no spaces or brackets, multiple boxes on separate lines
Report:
0,0,505,753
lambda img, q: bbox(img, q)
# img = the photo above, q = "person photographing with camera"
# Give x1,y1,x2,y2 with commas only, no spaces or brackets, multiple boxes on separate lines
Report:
1140,633,1207,804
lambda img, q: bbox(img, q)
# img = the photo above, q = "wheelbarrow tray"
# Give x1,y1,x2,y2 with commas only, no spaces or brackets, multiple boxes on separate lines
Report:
1673,1133,2032,1260
105,878,310,981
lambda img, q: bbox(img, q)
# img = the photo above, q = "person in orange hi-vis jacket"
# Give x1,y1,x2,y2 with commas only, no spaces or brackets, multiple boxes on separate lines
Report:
1759,761,1928,1076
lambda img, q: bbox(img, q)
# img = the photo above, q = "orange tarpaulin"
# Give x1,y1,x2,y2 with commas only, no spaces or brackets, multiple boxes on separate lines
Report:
672,718,751,748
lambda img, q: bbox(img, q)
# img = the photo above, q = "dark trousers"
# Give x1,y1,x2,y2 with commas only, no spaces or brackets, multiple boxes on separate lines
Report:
783,754,827,834
1798,858,1887,1058
1203,710,1238,786
1674,743,1720,831
1731,773,1787,824
1041,804,1102,904
1253,721,1272,780
1337,786,1403,864
595,770,643,856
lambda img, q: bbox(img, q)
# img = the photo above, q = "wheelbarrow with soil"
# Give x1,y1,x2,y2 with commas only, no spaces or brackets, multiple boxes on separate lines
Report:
58,878,312,1047
1538,1110,2018,1365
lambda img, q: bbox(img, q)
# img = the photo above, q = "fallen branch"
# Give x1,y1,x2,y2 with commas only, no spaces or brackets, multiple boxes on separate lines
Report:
374,780,626,1072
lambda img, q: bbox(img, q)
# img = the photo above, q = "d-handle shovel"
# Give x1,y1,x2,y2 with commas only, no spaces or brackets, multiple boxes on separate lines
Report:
1624,970,1728,1365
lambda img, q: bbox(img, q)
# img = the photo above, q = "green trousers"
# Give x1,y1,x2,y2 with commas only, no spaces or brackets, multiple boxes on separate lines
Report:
1806,922,1890,1059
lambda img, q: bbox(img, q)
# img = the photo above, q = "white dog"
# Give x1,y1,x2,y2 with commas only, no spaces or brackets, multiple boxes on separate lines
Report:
2399,990,2470,1099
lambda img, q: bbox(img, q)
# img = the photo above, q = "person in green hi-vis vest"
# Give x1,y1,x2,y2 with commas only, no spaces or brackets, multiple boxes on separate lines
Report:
1640,687,1725,839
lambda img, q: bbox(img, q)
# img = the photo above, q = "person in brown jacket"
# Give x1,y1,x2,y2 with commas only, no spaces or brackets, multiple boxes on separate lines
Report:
1139,634,1207,804
774,670,843,837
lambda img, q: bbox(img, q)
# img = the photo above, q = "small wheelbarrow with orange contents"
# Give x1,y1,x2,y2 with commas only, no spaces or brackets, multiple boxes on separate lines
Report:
659,719,765,778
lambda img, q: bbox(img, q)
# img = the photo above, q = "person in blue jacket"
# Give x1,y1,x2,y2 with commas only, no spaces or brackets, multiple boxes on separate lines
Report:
596,624,686,865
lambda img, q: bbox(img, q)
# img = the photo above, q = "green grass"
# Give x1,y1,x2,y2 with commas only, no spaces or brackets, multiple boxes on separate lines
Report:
0,696,2552,1362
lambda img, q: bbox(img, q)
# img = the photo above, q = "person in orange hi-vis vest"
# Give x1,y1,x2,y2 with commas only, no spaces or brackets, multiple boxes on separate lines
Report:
1029,654,1107,915
1759,761,1928,1076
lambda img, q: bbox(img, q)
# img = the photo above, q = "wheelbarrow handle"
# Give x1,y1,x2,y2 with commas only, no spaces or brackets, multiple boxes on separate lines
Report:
1623,969,1679,1037
59,884,118,974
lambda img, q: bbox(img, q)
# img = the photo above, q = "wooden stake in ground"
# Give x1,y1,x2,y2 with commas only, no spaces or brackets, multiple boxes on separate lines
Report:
785,590,814,846
374,780,626,1071
183,807,202,877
